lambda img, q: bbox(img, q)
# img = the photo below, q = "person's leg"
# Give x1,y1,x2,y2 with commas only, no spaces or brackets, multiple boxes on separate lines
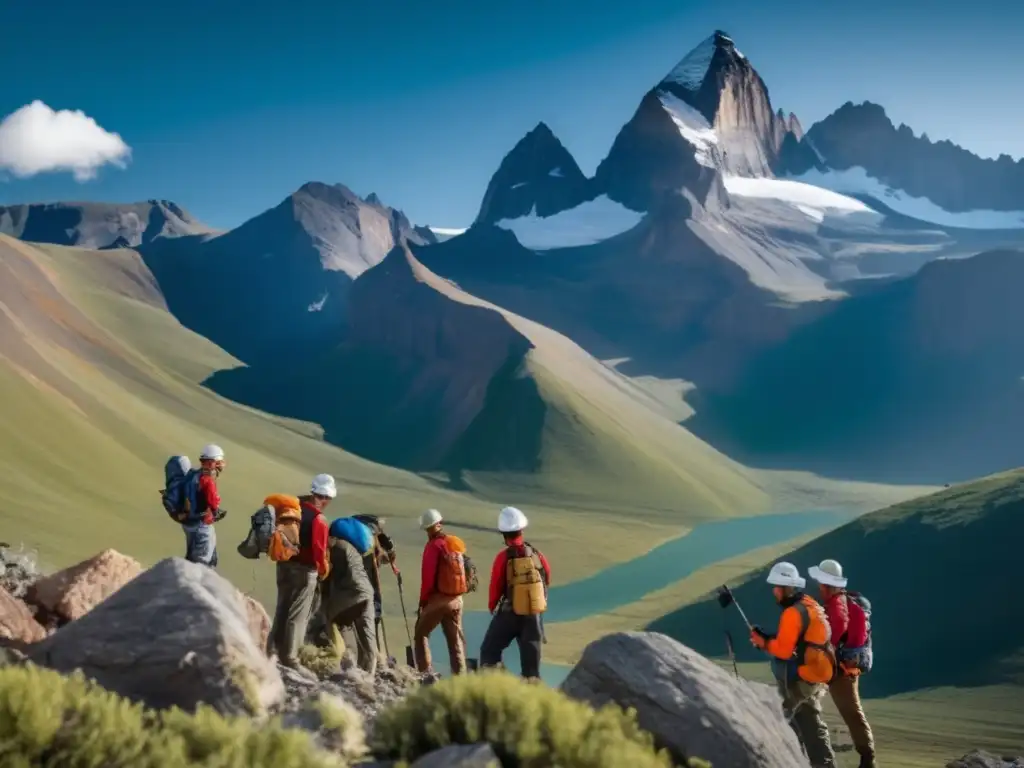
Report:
353,599,378,676
515,615,543,679
830,675,875,766
206,525,218,568
280,565,318,667
183,525,216,566
439,597,467,675
413,596,446,673
269,563,292,659
480,610,518,669
792,682,836,768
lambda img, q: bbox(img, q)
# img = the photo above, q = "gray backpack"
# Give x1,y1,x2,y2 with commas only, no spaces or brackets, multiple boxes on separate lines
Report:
236,505,276,560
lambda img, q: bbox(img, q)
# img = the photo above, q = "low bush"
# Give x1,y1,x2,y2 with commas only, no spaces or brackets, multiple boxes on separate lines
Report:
0,663,347,767
370,669,693,768
299,625,346,680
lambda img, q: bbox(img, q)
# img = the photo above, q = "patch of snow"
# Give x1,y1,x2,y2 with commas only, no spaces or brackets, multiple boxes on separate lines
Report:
510,182,527,189
307,293,328,312
722,175,878,221
495,196,644,250
428,226,467,243
792,166,1024,230
657,91,720,169
548,167,564,178
661,34,716,90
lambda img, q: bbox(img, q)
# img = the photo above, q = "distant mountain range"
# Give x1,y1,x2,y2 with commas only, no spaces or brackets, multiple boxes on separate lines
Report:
2,29,1022,487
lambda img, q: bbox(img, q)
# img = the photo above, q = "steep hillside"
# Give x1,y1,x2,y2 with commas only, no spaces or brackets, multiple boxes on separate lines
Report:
140,182,435,365
0,199,215,249
209,244,771,523
687,249,1024,484
647,469,1024,698
782,101,1024,229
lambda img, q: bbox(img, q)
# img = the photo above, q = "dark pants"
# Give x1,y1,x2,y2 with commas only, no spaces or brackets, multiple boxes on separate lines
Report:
480,609,543,679
268,561,318,666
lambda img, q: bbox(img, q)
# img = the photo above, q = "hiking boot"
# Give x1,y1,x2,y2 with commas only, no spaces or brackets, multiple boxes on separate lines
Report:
857,753,877,768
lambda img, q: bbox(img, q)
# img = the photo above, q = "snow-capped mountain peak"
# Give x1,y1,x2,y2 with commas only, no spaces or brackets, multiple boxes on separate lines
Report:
660,30,744,95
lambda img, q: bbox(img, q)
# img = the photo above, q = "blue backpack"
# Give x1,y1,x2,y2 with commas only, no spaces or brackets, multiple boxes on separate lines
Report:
161,456,201,524
328,517,374,554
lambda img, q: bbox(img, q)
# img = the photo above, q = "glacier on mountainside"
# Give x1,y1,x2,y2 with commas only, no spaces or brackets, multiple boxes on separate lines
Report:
661,33,717,90
428,226,467,243
495,196,644,250
658,91,721,169
722,176,881,223
793,167,1024,230
549,167,565,177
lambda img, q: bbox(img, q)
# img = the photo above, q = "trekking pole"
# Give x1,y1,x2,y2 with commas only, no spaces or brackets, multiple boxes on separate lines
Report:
717,585,753,630
723,629,741,678
369,551,393,662
396,571,415,667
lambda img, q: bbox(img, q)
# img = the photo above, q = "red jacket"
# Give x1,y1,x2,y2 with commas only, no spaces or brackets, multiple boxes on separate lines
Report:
293,501,330,579
419,534,449,607
824,591,868,648
488,535,551,613
196,473,221,525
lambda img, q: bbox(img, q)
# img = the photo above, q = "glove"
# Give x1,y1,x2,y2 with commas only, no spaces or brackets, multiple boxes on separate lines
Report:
750,625,770,650
213,509,228,523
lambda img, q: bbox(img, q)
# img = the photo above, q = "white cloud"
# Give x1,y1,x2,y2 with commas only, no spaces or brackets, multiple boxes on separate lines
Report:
0,100,132,182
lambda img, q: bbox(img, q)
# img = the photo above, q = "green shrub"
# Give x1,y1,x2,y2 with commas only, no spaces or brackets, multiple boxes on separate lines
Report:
0,664,346,767
299,625,346,680
370,669,679,768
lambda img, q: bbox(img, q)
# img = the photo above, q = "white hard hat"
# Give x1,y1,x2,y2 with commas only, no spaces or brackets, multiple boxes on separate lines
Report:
498,506,529,533
310,473,337,499
419,509,443,529
200,443,225,461
808,559,848,588
766,561,806,589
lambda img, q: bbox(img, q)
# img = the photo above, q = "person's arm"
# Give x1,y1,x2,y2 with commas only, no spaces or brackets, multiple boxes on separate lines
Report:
537,551,552,586
312,514,330,580
826,595,849,644
419,541,438,608
488,550,507,613
197,474,221,512
766,607,801,660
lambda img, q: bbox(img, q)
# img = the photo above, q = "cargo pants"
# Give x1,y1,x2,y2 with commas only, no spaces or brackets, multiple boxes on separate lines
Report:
830,674,875,761
330,599,378,676
413,593,466,675
779,679,836,768
183,523,218,568
480,607,543,679
268,561,318,667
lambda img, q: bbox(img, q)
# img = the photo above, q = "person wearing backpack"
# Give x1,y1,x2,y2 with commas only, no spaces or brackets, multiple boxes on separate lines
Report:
318,519,377,675
413,509,467,675
809,559,876,768
479,506,550,679
163,444,227,568
267,474,333,671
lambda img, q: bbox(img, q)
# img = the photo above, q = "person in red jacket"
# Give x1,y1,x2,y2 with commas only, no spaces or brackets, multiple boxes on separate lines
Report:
268,474,333,671
809,559,876,768
183,444,227,568
413,509,467,675
480,506,550,679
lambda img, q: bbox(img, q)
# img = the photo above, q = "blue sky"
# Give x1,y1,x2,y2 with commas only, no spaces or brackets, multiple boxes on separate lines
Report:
1,0,1021,230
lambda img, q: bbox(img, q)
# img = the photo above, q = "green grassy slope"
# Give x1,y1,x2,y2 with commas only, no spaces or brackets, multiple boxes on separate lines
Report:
646,469,1024,698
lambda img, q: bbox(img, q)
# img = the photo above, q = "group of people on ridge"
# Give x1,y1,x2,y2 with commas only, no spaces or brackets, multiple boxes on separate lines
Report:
160,444,552,680
751,558,875,768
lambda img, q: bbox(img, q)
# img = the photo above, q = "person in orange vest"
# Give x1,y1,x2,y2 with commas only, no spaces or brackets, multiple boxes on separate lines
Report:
413,509,468,675
750,561,837,768
480,506,550,679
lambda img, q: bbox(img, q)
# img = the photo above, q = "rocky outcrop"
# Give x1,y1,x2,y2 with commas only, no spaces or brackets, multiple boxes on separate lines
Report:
0,587,46,648
28,557,284,716
793,101,1024,213
26,548,142,625
948,751,1024,768
410,743,500,767
475,122,592,225
240,590,272,651
561,631,809,768
0,544,40,599
0,199,214,249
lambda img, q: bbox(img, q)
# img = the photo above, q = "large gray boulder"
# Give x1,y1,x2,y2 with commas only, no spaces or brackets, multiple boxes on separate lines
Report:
948,751,1024,768
560,631,809,768
29,557,283,716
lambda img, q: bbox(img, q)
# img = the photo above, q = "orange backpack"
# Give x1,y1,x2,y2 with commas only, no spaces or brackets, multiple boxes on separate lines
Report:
264,494,303,563
436,536,468,596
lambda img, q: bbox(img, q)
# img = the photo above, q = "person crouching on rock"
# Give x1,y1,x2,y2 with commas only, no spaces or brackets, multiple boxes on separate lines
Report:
809,559,876,768
184,444,227,568
413,509,467,675
750,561,837,768
479,506,550,680
268,473,332,672
318,523,378,675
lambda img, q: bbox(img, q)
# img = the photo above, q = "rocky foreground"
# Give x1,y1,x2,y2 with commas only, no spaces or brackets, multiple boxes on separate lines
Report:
0,544,1018,767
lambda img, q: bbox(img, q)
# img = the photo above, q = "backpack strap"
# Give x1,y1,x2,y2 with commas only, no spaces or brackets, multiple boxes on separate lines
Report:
522,541,549,584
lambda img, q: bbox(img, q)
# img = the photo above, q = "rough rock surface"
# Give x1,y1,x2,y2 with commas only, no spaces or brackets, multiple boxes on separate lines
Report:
560,631,808,768
948,751,1024,768
239,590,271,651
28,557,283,716
27,548,142,624
410,743,500,767
0,544,41,599
0,587,45,647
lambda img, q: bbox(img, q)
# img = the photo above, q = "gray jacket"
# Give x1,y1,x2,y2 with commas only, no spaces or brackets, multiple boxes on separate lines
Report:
321,539,375,620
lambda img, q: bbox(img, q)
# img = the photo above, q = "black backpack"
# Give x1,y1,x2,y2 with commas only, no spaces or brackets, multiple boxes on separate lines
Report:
236,505,276,560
